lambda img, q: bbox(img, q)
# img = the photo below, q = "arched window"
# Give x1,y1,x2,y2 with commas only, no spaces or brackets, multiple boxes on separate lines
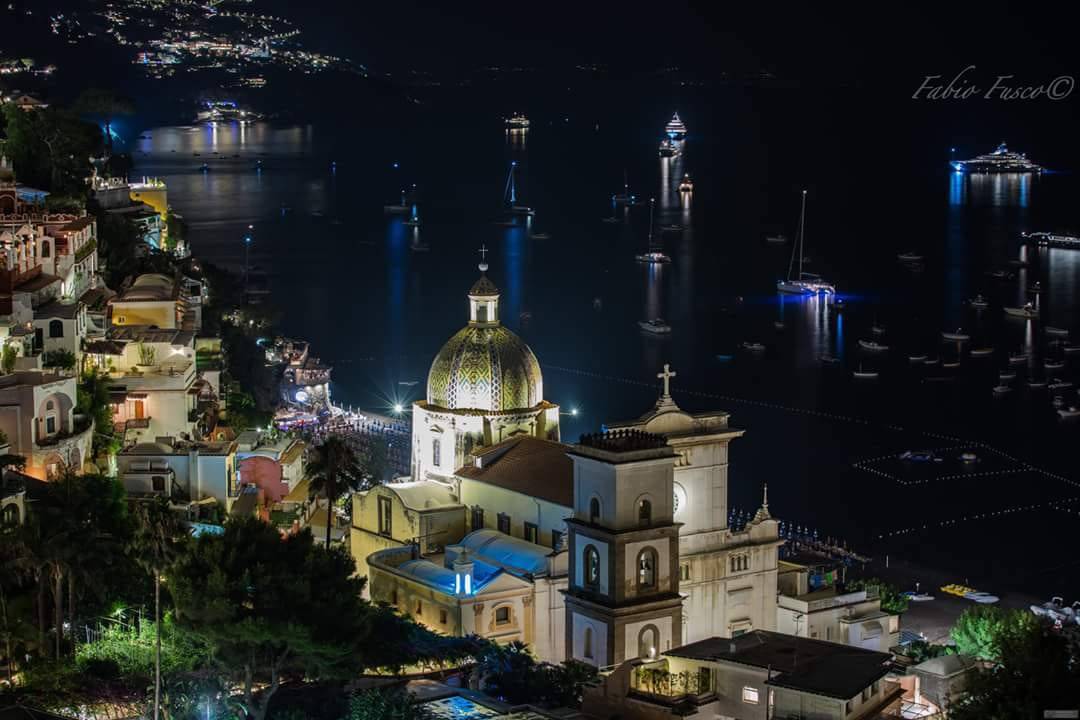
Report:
638,498,652,526
46,400,54,411
432,437,441,467
589,497,600,524
583,626,594,659
584,545,600,588
638,624,659,659
2,504,19,527
637,547,657,590
41,241,50,258
49,319,64,338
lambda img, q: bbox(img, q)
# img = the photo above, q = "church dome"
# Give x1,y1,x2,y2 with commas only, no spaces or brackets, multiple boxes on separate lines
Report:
426,271,543,412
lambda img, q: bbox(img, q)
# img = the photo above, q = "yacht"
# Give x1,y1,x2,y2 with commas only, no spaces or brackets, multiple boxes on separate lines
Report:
1058,406,1080,420
1023,232,1080,249
969,347,994,358
505,113,530,129
1008,352,1029,366
678,174,694,192
858,340,889,353
1004,303,1039,319
941,329,971,342
665,112,687,139
777,191,835,295
659,139,680,157
1046,326,1070,338
766,234,788,244
951,143,1043,173
741,342,766,354
638,318,672,334
897,251,924,263
853,366,879,380
968,295,989,309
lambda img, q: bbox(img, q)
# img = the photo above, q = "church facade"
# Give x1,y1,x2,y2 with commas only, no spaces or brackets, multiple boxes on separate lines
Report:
359,264,781,666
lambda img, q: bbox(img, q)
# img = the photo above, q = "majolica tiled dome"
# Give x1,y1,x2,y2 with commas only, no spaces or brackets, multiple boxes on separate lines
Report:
426,273,543,412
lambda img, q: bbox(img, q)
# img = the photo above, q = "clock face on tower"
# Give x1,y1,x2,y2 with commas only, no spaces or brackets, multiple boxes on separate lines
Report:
673,482,687,516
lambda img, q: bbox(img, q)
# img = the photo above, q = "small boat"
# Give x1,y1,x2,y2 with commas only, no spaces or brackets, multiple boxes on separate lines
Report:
908,354,928,363
638,319,672,334
871,323,886,336
923,357,941,366
858,340,889,353
969,347,994,357
968,295,990,309
1045,360,1066,371
636,252,672,264
897,251,924,263
1049,381,1075,391
505,112,530,129
765,234,788,244
942,361,961,369
1008,353,1029,366
659,224,683,232
774,321,786,330
941,329,971,342
1058,407,1080,420
820,353,842,364
899,450,942,463
999,371,1017,382
964,591,1000,604
853,367,879,380
1064,345,1080,355
987,269,1015,280
960,452,979,463
678,174,694,192
529,232,551,240
992,385,1013,396
658,139,680,157
741,342,766,354
1046,326,1070,338
1004,303,1039,319
1028,380,1047,390
509,205,535,216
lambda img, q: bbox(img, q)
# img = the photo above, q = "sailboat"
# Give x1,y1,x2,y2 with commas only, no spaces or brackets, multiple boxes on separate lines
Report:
503,161,534,216
635,199,671,264
777,190,835,295
613,169,637,206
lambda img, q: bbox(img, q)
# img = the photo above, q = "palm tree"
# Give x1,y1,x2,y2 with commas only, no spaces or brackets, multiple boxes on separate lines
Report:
306,435,365,548
132,497,184,720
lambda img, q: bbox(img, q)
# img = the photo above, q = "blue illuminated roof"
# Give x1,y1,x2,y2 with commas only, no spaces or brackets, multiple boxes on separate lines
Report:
456,529,551,577
396,558,501,594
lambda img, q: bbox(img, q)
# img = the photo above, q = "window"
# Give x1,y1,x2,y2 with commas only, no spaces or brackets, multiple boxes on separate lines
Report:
2,504,19,527
41,241,50,258
680,563,690,581
637,548,657,590
741,687,759,705
471,506,485,530
826,626,832,641
584,545,600,587
497,513,510,534
551,529,563,551
378,496,392,537
495,606,511,625
476,304,488,323
730,554,750,573
440,609,448,625
583,626,594,659
48,320,63,338
589,497,600,524
46,416,56,434
46,401,54,411
524,522,538,544
638,498,652,525
152,476,166,492
432,438,441,467
845,701,852,714
638,625,658,659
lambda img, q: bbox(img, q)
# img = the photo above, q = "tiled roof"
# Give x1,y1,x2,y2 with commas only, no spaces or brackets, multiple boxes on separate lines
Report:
457,436,572,507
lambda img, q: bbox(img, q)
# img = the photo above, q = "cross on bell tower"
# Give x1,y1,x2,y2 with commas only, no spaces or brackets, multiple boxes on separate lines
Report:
478,244,489,272
657,363,677,398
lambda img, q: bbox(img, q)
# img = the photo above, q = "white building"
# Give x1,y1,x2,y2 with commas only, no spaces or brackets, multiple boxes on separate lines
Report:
0,370,93,479
116,438,237,504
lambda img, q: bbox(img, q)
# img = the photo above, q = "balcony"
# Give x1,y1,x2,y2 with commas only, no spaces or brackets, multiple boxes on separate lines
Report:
35,416,93,449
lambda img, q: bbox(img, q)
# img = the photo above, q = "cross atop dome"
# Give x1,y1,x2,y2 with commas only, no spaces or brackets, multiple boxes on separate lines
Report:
657,363,677,397
478,243,489,273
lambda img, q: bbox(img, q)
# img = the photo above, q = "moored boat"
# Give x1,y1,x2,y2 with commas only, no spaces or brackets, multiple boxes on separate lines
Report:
638,318,672,334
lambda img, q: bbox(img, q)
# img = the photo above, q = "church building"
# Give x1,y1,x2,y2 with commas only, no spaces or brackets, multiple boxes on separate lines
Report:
357,260,781,665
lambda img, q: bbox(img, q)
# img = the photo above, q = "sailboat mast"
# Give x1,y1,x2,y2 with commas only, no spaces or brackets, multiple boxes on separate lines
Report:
797,189,807,280
648,198,655,246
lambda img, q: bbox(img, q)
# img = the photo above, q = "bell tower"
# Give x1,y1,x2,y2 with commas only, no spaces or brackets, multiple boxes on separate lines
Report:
564,429,682,667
